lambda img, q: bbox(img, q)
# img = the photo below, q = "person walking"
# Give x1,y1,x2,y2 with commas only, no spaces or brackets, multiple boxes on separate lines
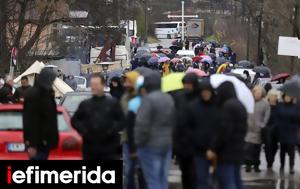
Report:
71,73,124,160
23,68,59,160
245,86,270,172
274,93,299,174
207,81,248,189
263,89,280,169
187,79,218,189
134,72,175,189
0,75,14,104
171,73,199,189
110,76,124,100
14,76,32,103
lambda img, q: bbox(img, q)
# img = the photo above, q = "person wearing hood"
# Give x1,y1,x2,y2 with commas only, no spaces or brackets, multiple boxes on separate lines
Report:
71,73,124,160
171,73,199,189
134,71,175,189
110,76,124,100
274,93,299,174
245,86,270,172
187,78,219,189
65,75,77,91
23,68,59,160
207,81,248,189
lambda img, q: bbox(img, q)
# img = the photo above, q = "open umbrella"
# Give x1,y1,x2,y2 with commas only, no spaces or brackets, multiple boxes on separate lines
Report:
171,58,181,64
271,73,290,82
162,73,185,92
134,67,154,76
253,66,272,78
181,57,193,63
186,67,208,77
210,74,254,113
237,60,254,69
158,57,170,63
216,57,227,64
148,57,159,65
169,45,181,52
279,75,300,98
201,56,213,64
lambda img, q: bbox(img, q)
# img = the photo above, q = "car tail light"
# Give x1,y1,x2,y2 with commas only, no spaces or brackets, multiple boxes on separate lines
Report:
62,137,81,151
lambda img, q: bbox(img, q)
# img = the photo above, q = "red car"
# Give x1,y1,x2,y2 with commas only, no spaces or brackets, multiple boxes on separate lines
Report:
0,104,82,160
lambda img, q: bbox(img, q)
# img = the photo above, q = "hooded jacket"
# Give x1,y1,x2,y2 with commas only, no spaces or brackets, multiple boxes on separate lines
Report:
210,81,248,164
110,77,124,100
134,72,175,148
23,68,59,151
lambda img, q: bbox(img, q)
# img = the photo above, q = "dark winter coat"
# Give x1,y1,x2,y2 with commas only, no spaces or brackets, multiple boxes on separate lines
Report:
210,81,248,164
23,68,59,152
274,103,300,144
71,95,124,156
0,83,14,103
13,85,32,103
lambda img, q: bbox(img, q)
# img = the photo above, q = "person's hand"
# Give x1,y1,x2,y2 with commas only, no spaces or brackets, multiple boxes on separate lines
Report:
206,150,218,169
130,153,137,159
27,147,37,158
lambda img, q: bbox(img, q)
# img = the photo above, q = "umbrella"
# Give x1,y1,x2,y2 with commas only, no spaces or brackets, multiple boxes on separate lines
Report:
216,57,227,64
157,53,167,58
158,57,170,63
186,67,208,77
171,58,181,64
210,74,254,113
181,57,192,63
279,75,300,98
237,60,254,69
148,57,159,65
134,67,153,76
162,73,185,92
271,73,290,82
169,45,181,52
253,66,272,78
134,51,150,59
201,55,213,64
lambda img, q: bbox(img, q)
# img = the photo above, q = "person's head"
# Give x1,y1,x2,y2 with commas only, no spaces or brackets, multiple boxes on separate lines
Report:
36,68,57,91
282,93,295,104
143,71,161,93
110,77,122,88
264,83,272,93
21,76,29,87
123,71,140,91
199,79,214,102
216,81,237,105
68,75,74,80
266,89,280,105
182,73,198,94
252,85,266,101
90,73,105,97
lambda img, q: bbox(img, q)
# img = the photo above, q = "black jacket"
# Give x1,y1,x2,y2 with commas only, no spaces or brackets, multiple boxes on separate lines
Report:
211,81,248,164
13,85,31,102
188,98,219,154
23,68,58,152
0,83,14,103
71,95,124,156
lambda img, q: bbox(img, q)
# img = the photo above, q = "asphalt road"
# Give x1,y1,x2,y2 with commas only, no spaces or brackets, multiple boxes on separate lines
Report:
168,151,300,189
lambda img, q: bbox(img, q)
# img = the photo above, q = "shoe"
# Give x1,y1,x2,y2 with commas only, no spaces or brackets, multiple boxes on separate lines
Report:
245,165,251,172
280,166,284,173
290,168,295,175
254,166,261,173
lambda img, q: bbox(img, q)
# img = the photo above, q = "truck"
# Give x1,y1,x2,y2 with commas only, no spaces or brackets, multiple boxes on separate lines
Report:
186,19,205,40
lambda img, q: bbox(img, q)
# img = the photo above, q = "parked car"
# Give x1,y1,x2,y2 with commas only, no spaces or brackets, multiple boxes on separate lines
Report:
74,76,87,90
59,91,92,116
0,104,82,160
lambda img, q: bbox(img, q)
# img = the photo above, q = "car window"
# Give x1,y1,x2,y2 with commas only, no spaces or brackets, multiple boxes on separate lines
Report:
62,95,91,113
74,77,85,85
0,111,69,131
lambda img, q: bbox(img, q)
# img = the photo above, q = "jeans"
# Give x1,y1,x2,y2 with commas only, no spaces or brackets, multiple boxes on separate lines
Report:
195,154,210,189
30,151,49,160
123,143,137,189
216,164,244,189
137,146,172,189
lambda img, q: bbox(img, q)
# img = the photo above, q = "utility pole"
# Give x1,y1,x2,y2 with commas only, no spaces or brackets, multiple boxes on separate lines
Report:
291,0,299,73
144,0,148,44
246,16,250,60
257,0,264,65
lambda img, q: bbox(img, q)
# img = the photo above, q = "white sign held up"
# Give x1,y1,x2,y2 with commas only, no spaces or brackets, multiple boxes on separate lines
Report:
278,36,300,58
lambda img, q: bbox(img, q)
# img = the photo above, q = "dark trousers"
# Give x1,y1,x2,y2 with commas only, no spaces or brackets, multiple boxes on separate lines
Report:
245,143,261,166
216,164,244,189
179,155,196,189
262,127,278,167
30,151,49,160
195,154,210,189
280,144,295,168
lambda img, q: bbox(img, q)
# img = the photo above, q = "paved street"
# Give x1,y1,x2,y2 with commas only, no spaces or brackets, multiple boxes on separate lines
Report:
168,152,300,189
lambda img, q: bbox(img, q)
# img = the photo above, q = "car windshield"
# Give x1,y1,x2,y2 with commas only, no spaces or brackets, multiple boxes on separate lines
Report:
74,77,85,85
0,111,69,131
62,94,91,113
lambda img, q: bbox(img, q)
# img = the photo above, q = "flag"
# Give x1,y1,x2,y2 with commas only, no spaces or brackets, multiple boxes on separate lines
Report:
11,47,17,67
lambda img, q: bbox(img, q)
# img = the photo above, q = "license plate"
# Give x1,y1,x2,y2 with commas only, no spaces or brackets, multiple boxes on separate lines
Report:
7,143,25,152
